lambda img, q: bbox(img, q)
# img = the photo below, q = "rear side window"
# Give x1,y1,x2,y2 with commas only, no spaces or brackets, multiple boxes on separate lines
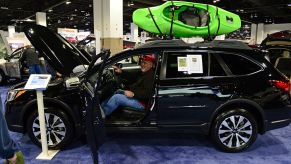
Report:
165,52,208,78
209,54,226,76
219,53,261,75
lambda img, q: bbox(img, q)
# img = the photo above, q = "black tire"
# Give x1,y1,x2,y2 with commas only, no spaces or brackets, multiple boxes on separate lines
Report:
0,69,7,85
26,107,74,149
211,108,258,152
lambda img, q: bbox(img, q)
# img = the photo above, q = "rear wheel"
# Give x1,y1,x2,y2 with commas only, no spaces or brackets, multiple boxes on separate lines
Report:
26,108,74,149
211,108,258,152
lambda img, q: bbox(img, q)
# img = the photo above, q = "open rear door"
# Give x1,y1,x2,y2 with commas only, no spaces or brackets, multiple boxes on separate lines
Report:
82,50,110,164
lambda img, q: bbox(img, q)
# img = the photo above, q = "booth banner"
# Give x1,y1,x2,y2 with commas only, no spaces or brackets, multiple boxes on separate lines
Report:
57,28,78,43
77,32,91,41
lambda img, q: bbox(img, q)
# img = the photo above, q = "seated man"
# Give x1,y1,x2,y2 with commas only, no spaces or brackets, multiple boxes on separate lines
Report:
101,54,155,116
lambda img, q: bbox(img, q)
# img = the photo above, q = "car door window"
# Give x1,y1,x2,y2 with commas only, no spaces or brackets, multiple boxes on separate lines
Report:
209,54,226,76
219,53,262,75
165,52,208,79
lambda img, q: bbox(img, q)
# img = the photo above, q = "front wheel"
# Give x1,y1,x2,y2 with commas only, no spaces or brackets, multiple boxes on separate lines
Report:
26,108,74,149
211,109,258,152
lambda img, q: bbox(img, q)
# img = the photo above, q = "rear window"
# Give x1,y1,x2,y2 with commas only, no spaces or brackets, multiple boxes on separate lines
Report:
219,53,261,75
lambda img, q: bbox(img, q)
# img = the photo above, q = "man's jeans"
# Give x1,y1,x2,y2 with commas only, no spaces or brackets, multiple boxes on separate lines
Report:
0,99,18,159
101,94,144,116
29,64,42,74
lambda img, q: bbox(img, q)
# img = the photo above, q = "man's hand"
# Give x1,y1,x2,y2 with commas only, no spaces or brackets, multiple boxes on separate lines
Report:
112,66,122,74
124,90,134,98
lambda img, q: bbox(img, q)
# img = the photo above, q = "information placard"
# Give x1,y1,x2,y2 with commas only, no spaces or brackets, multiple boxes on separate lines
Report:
24,74,51,90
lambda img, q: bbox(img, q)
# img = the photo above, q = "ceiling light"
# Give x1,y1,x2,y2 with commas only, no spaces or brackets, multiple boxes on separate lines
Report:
25,18,34,22
48,9,53,12
127,1,134,6
287,4,291,7
66,1,71,5
58,20,61,23
0,6,8,10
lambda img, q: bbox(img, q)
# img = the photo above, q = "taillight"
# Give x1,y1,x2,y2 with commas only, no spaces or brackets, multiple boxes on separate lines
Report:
269,80,290,93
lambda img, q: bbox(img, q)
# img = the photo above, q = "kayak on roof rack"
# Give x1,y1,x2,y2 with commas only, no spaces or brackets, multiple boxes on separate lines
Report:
132,1,241,38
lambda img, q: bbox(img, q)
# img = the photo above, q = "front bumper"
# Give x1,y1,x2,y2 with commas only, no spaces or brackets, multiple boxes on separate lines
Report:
5,100,25,133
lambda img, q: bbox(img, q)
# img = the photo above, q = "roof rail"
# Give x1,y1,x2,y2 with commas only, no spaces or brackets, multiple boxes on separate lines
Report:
137,39,189,49
192,40,252,50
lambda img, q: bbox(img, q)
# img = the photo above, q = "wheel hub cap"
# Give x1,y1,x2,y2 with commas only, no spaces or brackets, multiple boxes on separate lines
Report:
218,115,253,148
32,113,67,147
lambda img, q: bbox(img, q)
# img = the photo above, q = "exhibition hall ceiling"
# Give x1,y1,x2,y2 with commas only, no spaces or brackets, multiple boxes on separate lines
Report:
0,0,290,33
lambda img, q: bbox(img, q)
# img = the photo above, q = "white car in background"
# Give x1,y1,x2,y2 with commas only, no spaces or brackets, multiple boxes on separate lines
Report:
0,47,28,85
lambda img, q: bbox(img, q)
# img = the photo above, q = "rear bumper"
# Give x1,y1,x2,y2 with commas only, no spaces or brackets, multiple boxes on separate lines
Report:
264,105,291,131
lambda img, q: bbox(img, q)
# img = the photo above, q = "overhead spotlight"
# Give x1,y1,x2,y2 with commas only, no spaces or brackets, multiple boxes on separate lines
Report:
254,13,257,18
48,9,53,12
0,6,8,10
66,1,71,5
127,0,134,6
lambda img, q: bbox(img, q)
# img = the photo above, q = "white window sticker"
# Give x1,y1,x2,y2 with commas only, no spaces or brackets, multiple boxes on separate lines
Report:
177,57,188,71
187,55,203,74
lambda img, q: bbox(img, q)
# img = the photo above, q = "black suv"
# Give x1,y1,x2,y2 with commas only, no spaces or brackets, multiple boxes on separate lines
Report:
5,25,291,153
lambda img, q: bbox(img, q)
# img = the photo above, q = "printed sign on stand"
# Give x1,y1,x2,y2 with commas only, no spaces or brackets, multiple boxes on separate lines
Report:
24,74,59,160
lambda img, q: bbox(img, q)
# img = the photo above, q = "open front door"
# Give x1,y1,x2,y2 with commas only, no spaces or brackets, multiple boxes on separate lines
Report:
82,50,110,164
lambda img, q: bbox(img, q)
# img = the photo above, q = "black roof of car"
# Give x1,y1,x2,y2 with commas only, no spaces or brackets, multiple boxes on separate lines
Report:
136,39,252,51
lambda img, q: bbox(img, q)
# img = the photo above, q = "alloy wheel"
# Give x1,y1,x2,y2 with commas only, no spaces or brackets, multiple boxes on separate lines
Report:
218,115,253,148
32,113,67,147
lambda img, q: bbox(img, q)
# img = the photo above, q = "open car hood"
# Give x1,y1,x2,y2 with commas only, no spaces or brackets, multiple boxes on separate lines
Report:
261,30,291,50
24,24,90,76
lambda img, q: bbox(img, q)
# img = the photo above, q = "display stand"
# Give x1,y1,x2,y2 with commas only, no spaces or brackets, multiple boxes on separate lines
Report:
24,74,59,160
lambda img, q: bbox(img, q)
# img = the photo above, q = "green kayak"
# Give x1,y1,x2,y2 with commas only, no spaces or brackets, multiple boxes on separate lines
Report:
132,1,241,37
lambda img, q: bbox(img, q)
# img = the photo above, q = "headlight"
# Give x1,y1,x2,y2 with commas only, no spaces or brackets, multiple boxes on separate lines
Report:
6,90,26,101
6,90,17,101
